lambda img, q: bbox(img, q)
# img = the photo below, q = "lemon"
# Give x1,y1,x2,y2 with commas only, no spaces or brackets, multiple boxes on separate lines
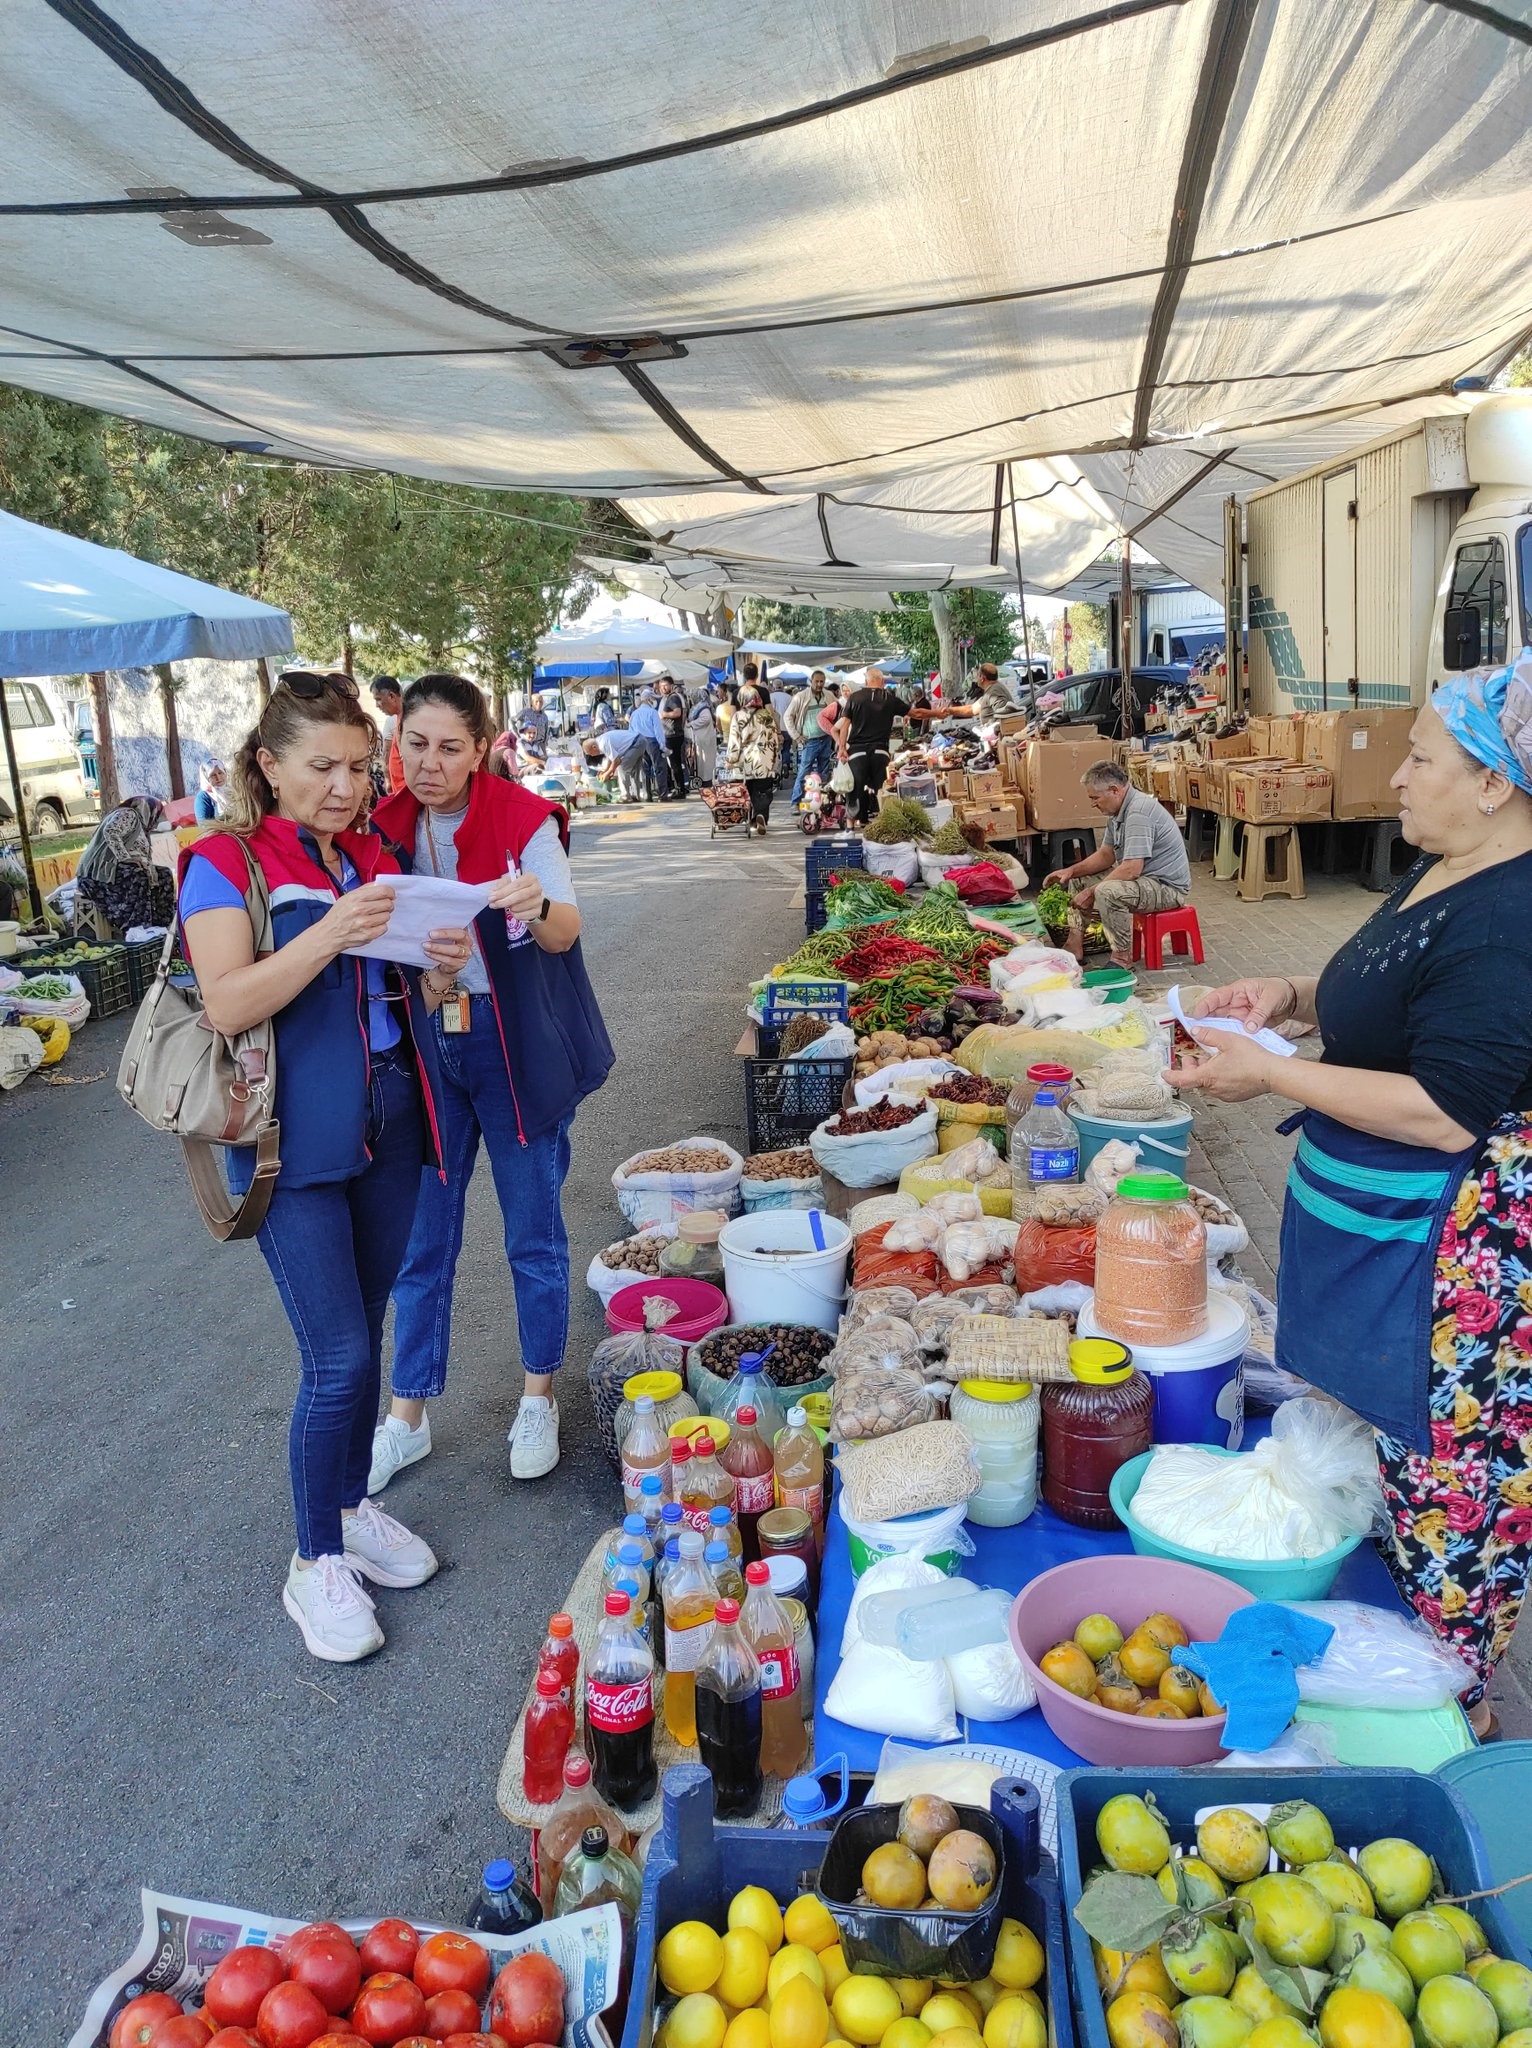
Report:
727,2014,774,2048
668,1994,730,2048
732,1887,787,1957
785,1895,843,1954
984,1997,1047,2048
991,1920,1045,1992
720,1930,773,2012
927,2030,986,2048
661,1923,727,1997
885,2024,934,2048
770,1975,830,2048
832,1976,904,2045
769,1945,829,2001
923,1997,982,2036
893,1980,935,2017
967,1980,1005,2017
819,1946,851,1997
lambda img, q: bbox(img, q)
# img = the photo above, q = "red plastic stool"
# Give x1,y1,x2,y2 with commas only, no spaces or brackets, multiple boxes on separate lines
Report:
1132,905,1204,970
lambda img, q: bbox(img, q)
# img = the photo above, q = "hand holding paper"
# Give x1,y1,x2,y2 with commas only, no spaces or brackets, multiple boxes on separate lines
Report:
342,871,490,969
1166,982,1297,1058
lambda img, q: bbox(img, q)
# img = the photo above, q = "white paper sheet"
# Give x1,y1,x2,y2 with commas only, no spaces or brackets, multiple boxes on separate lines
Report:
342,870,491,969
1166,982,1297,1058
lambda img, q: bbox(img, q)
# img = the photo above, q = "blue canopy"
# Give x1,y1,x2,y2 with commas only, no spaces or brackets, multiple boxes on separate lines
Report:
0,509,294,675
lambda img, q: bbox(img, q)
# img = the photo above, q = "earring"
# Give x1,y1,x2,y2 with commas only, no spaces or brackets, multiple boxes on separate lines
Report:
1483,803,1496,816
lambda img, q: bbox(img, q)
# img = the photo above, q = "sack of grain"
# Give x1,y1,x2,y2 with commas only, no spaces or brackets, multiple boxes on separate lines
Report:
837,1419,982,1522
612,1135,745,1227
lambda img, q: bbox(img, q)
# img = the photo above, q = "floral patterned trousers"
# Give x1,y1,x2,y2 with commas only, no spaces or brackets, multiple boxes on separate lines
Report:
1375,1113,1532,1707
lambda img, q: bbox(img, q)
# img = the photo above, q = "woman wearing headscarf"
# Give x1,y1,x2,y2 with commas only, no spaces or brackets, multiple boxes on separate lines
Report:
76,797,176,932
195,760,228,822
1173,654,1532,1735
688,688,719,788
724,684,782,835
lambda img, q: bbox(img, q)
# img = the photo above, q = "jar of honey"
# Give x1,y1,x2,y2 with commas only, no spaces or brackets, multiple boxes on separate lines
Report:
1040,1338,1153,1530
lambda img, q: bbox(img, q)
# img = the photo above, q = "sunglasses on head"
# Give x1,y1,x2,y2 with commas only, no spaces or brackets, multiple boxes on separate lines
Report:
278,669,360,700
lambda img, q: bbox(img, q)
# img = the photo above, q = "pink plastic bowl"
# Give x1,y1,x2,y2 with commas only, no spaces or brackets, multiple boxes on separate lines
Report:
605,1277,729,1346
1009,1554,1255,1765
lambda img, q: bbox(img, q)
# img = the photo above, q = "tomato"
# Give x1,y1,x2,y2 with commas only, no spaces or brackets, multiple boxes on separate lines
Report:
309,2038,369,2048
441,2038,502,2048
351,1974,428,2047
114,1995,185,2048
359,1922,420,1980
414,1936,491,2004
290,1936,362,2016
207,1950,290,2030
148,2019,215,2048
256,1981,329,2048
394,2040,437,2048
207,2033,264,2048
421,1991,483,2041
487,1955,564,2048
283,1925,352,1964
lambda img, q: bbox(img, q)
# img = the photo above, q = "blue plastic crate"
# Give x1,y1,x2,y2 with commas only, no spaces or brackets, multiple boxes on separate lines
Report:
805,836,866,892
1058,1767,1524,2048
806,890,827,934
762,978,850,1029
623,1765,1071,2048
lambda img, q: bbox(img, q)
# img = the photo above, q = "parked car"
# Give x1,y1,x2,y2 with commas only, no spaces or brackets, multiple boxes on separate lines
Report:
0,680,95,836
1047,666,1190,738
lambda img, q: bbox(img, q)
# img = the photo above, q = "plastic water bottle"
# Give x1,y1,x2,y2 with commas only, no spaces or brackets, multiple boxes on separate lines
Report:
1015,1087,1079,1204
469,1856,543,1935
884,1586,1014,1661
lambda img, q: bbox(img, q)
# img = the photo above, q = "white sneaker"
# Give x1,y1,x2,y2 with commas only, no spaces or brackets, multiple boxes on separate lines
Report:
367,1412,431,1493
342,1498,439,1588
509,1394,560,1480
282,1553,384,1663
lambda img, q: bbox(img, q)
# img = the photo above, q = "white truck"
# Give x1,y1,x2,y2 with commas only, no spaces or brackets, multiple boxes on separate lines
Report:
1231,392,1532,713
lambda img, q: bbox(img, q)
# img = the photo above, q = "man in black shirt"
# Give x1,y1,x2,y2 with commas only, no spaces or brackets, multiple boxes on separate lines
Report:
835,666,901,824
657,673,689,800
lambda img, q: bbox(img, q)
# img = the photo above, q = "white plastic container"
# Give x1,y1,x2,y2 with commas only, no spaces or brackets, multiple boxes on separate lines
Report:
718,1208,851,1333
1077,1289,1248,1450
837,1497,971,1579
949,1381,1039,1527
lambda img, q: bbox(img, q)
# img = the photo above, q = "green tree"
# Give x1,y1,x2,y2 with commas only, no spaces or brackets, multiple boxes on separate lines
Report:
1049,601,1109,675
737,598,883,652
1507,351,1532,388
877,588,1016,683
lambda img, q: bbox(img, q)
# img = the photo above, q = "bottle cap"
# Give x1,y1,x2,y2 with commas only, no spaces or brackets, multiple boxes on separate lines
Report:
1027,1062,1073,1084
1117,1170,1190,1202
661,1501,684,1523
704,1541,729,1562
787,1404,807,1427
715,1597,740,1623
737,1404,758,1426
745,1561,770,1585
640,1473,664,1496
581,1824,610,1856
1068,1336,1134,1385
664,1537,681,1559
548,1612,573,1638
958,1378,1032,1402
678,1529,705,1556
536,1668,564,1697
781,1776,830,1823
565,1752,592,1785
671,1439,693,1467
708,1505,733,1526
484,1858,516,1890
1034,1088,1056,1106
694,1431,716,1457
617,1542,643,1565
604,1591,632,1616
738,1342,777,1376
633,1393,654,1413
622,1514,646,1536
615,1574,639,1600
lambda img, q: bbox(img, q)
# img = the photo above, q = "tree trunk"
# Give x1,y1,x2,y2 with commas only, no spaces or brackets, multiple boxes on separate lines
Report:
256,656,275,708
341,628,355,677
929,590,957,693
155,663,186,800
89,670,119,812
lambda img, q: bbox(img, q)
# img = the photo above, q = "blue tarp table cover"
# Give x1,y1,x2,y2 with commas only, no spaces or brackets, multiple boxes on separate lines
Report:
0,510,293,675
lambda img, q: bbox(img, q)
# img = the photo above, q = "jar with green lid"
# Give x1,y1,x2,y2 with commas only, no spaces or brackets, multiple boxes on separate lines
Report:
659,1209,727,1285
612,1367,698,1460
1041,1337,1152,1529
1094,1170,1208,1347
949,1379,1039,1526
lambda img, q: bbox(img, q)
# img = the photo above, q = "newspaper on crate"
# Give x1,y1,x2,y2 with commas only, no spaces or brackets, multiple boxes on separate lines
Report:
71,1888,622,2048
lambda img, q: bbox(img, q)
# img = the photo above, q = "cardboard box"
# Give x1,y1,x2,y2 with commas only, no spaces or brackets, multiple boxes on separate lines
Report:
1301,708,1411,818
940,769,969,800
1227,763,1333,823
1184,763,1225,810
965,768,1004,801
999,740,1027,790
1246,715,1304,762
995,713,1032,737
1023,734,1115,831
1205,731,1253,761
1128,754,1155,793
1151,760,1181,805
960,801,1021,841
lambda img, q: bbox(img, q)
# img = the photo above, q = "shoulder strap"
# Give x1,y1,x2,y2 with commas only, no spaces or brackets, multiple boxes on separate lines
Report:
232,836,276,956
182,1123,280,1241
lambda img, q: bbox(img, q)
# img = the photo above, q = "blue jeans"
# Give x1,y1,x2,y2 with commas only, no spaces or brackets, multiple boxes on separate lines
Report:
791,734,836,805
391,1005,573,1400
256,1054,424,1559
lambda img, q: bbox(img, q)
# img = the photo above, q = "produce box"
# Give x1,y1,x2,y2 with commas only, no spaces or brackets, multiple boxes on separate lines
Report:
1025,734,1115,830
1227,761,1333,822
941,769,970,800
1246,713,1305,761
1205,731,1253,760
805,836,866,891
999,740,1028,791
24,939,133,1017
1301,707,1412,817
995,712,1033,737
762,978,850,1027
966,768,1004,801
1057,1766,1527,2048
961,802,1022,841
1184,762,1224,809
624,1765,1071,2048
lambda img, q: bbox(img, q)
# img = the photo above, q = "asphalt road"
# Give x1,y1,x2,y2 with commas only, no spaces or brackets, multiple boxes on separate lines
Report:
0,798,808,2045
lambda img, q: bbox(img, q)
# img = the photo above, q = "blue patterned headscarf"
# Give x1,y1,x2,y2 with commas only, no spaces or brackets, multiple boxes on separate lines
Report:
1434,649,1532,796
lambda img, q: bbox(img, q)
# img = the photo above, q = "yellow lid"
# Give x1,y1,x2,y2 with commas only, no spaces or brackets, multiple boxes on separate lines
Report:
622,1369,683,1404
958,1378,1033,1402
1068,1337,1134,1385
669,1412,731,1451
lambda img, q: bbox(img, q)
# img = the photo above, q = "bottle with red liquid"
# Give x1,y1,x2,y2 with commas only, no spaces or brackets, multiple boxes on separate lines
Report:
586,1590,658,1812
694,1597,763,1819
720,1406,775,1562
682,1431,737,1534
1040,1339,1153,1529
523,1667,575,1803
538,1612,580,1704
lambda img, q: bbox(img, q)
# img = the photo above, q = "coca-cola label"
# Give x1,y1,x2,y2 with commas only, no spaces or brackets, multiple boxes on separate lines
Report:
736,1471,774,1514
621,1461,664,1504
680,1503,713,1534
778,1481,824,1523
586,1676,654,1733
757,1646,801,1702
664,1618,716,1673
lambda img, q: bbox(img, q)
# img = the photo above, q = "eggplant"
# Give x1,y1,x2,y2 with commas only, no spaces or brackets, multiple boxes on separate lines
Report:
936,1034,954,1051
914,1006,947,1038
952,1021,977,1043
947,997,977,1023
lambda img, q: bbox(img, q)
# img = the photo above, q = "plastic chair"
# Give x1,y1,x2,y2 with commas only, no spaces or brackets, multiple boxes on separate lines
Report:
1361,817,1408,893
1131,906,1204,970
1236,823,1305,902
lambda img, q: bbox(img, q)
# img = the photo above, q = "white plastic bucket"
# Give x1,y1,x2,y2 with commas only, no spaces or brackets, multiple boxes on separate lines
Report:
837,1497,971,1579
1078,1290,1248,1450
0,921,18,959
718,1208,851,1332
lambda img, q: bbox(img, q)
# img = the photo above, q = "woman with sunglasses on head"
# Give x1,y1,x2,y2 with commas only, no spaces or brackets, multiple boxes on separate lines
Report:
369,674,614,1491
176,671,472,1664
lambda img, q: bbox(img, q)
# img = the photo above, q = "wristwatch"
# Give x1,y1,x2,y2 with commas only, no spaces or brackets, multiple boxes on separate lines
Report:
535,894,551,924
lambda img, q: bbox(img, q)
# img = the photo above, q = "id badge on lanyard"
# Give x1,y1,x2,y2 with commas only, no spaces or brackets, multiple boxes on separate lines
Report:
440,989,471,1034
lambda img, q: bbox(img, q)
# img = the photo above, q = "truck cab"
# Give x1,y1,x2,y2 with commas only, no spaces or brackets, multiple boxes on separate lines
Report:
1432,478,1532,683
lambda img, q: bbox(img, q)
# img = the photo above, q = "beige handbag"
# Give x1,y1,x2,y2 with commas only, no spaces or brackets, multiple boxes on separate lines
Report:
117,839,281,1241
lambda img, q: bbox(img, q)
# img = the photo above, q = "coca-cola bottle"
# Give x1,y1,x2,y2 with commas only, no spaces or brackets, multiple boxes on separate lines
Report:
586,1590,657,1812
720,1405,775,1562
694,1597,763,1820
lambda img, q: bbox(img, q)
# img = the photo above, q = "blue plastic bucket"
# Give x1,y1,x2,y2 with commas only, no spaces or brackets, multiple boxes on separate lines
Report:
1078,1290,1247,1449
1068,1100,1192,1174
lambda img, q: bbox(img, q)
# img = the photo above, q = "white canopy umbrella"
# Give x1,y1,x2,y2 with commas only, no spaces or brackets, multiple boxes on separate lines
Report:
535,619,733,664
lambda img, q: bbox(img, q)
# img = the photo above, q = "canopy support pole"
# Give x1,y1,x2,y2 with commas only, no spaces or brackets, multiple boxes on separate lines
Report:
1119,549,1133,740
1006,463,1038,722
256,656,275,709
155,663,185,799
89,671,119,812
0,680,41,920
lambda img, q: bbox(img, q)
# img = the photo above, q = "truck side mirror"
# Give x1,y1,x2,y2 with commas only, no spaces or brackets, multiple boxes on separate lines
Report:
1443,606,1481,671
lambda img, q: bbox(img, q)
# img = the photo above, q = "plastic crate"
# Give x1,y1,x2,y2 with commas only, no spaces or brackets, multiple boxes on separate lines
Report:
805,836,867,892
744,1045,855,1154
622,1764,1071,2048
1057,1767,1525,2048
20,942,134,1018
124,934,171,1003
806,890,827,934
761,978,850,1029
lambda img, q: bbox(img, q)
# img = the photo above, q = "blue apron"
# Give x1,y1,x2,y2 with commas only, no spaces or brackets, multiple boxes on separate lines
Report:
1276,1108,1475,1451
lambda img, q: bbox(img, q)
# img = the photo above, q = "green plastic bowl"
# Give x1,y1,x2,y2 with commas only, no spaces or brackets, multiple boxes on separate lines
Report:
1108,1447,1363,1599
1082,966,1135,1004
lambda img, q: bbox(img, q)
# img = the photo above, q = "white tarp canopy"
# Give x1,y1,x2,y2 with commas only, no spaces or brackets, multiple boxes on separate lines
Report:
1,0,1528,509
534,619,732,664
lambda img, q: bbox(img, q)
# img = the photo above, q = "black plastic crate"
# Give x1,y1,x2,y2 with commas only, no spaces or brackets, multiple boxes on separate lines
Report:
743,1036,855,1153
806,889,826,933
125,934,170,1003
804,834,866,892
18,941,134,1017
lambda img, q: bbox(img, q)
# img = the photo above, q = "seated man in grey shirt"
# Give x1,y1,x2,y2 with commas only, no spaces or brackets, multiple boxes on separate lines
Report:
1043,760,1192,967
